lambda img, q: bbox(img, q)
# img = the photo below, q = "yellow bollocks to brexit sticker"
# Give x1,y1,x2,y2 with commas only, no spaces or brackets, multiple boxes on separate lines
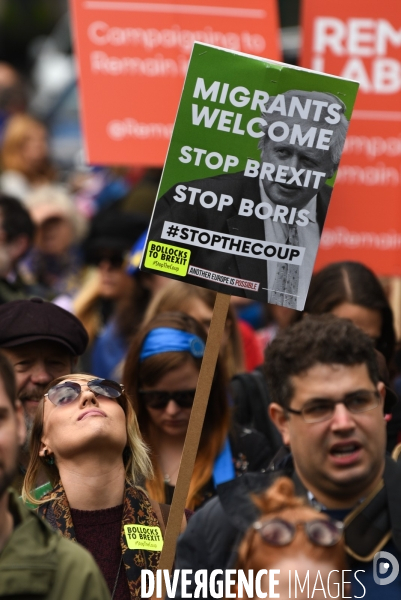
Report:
124,524,163,551
144,240,190,277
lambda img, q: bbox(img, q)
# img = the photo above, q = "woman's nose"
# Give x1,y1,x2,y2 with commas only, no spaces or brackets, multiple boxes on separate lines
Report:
165,400,181,415
79,388,100,407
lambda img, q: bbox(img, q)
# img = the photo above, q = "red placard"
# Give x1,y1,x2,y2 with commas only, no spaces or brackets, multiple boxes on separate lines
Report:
70,0,281,167
301,1,401,276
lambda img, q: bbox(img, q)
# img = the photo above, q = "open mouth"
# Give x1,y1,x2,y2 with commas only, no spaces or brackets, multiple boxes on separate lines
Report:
330,441,362,458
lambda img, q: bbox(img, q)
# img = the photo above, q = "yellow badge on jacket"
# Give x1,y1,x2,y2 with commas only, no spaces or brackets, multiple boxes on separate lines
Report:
124,524,163,551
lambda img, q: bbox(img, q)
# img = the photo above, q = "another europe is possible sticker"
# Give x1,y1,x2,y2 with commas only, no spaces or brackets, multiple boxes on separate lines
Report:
144,240,190,277
124,524,163,551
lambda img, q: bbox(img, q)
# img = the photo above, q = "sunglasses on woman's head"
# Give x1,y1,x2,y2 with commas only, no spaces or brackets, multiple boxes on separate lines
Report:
45,379,124,407
138,389,196,409
253,517,343,547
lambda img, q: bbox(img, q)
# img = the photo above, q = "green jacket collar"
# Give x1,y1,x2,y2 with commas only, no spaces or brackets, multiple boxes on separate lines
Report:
0,489,58,596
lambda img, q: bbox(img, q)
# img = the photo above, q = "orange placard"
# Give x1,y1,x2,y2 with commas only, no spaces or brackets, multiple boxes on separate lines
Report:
301,1,401,276
69,0,281,167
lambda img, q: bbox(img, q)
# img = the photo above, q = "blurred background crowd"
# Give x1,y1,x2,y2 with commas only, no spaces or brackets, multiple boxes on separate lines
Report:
0,0,400,436
0,1,299,369
0,4,400,597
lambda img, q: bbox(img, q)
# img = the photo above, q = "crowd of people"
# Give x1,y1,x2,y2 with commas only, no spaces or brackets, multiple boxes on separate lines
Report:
0,59,400,599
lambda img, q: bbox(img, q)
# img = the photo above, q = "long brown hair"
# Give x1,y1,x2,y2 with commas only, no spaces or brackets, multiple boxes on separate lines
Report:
305,261,395,364
22,373,153,505
123,312,231,510
144,281,244,378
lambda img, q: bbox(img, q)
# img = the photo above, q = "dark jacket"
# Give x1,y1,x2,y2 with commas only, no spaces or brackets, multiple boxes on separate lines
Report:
173,471,280,581
0,490,110,600
147,171,332,301
230,367,283,449
173,453,401,599
164,425,275,508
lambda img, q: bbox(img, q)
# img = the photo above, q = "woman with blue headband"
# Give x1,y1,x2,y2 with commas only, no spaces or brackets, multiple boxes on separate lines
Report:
123,312,272,511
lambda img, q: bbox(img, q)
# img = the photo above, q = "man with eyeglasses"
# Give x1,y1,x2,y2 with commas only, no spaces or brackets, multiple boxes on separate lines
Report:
0,352,110,599
172,314,401,599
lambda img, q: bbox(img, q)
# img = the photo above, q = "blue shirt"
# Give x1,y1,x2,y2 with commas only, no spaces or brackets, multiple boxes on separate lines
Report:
91,319,127,380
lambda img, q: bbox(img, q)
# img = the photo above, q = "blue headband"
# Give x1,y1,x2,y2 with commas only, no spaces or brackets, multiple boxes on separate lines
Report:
139,328,205,362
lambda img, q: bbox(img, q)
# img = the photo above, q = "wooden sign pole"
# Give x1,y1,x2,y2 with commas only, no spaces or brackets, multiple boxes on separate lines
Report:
155,292,231,595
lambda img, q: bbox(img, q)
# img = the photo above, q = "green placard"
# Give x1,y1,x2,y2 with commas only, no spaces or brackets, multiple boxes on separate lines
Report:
142,43,359,310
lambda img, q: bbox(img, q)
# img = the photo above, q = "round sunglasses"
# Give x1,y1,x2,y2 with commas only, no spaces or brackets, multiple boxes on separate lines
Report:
45,379,124,407
138,389,196,410
253,517,343,547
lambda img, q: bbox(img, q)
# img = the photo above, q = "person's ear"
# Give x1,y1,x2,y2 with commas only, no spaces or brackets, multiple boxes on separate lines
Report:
39,440,53,459
377,381,386,405
39,428,53,458
269,402,290,445
14,399,26,447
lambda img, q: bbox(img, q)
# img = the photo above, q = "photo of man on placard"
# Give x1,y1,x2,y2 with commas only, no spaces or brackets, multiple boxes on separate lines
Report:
147,89,349,310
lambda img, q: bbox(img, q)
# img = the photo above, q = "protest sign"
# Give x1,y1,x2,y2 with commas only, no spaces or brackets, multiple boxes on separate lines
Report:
156,292,231,589
69,0,280,166
142,42,359,311
301,1,401,275
145,44,358,586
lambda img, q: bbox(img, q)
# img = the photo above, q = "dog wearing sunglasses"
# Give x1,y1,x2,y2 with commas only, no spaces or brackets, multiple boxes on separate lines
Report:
234,477,349,599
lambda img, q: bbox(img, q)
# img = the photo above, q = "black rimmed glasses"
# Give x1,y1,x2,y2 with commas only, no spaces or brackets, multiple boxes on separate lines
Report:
138,389,196,410
286,390,381,423
45,379,124,407
253,517,344,547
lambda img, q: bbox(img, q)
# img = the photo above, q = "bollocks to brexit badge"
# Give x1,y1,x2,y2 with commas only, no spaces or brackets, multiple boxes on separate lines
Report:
124,524,163,551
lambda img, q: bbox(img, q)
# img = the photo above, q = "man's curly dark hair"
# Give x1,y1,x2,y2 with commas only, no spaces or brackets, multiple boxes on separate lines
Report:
264,314,379,409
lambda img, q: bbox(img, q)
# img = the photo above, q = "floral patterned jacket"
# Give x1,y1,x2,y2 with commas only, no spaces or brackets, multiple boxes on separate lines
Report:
38,480,162,598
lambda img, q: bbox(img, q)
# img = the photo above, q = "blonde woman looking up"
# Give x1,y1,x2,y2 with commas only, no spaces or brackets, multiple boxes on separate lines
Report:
23,373,165,600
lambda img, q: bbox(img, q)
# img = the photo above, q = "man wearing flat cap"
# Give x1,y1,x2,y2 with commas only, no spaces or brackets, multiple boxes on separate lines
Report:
0,297,88,491
148,90,349,310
